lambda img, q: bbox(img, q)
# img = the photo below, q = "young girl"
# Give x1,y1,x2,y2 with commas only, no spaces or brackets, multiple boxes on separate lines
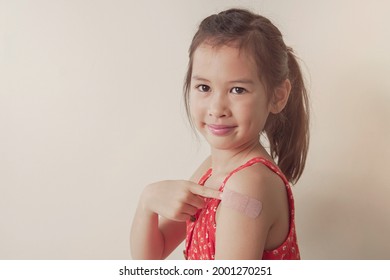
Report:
131,8,309,260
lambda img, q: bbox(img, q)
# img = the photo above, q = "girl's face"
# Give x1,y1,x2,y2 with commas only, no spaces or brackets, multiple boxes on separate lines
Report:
189,43,272,151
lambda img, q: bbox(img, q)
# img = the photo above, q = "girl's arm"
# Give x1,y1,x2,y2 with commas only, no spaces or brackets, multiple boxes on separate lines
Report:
130,186,186,259
214,163,289,259
130,157,217,259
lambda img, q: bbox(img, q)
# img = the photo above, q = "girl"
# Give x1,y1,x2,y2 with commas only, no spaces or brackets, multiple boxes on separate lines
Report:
131,8,309,260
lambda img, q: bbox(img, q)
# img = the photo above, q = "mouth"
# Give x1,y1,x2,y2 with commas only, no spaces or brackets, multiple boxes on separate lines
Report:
206,124,237,136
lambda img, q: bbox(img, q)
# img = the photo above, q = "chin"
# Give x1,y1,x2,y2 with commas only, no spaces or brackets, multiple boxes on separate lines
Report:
204,137,240,151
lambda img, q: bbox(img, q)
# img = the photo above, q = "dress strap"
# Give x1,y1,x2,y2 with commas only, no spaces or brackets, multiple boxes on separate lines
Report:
219,157,289,191
198,168,212,185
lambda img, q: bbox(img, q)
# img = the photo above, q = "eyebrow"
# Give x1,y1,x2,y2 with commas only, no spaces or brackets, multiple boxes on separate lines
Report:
191,75,210,82
191,75,254,84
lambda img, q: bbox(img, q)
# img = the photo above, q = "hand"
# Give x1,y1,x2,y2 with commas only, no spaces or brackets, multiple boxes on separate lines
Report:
141,180,222,222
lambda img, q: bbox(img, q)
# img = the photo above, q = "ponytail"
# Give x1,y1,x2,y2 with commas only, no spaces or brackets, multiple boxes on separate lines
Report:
265,48,309,184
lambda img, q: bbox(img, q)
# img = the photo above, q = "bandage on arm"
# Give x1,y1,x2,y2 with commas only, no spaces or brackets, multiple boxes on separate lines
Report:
221,188,263,219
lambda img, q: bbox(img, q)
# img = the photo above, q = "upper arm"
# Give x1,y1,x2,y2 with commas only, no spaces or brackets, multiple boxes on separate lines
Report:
215,164,287,259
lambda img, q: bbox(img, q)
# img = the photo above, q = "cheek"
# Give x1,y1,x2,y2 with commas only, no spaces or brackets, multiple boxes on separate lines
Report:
235,102,268,129
189,94,206,119
234,101,257,119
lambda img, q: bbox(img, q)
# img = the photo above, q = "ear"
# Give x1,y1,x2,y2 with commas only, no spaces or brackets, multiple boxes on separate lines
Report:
269,79,291,114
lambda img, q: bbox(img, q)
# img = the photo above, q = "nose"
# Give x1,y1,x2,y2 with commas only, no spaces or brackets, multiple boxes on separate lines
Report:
208,92,229,118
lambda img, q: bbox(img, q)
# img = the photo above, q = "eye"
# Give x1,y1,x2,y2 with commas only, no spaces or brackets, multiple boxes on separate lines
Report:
230,87,247,94
196,84,211,93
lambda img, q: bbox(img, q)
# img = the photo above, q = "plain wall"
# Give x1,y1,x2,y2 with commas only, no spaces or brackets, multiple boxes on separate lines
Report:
1,0,389,259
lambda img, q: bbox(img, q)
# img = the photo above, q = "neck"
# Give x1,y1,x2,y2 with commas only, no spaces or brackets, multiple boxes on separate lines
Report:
209,140,266,176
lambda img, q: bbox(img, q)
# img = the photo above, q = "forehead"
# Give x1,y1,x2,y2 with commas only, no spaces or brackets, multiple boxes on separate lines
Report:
192,43,259,80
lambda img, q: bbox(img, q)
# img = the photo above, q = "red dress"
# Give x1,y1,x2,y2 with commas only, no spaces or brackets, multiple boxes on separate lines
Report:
184,157,300,260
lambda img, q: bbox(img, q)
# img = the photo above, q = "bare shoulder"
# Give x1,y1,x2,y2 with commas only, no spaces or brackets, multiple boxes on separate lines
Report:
224,162,287,202
223,161,289,223
189,156,211,183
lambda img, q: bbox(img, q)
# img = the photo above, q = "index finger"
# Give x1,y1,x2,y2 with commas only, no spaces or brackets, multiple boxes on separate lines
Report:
190,184,222,200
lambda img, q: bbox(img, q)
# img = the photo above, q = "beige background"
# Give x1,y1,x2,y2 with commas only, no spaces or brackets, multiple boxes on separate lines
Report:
1,0,389,259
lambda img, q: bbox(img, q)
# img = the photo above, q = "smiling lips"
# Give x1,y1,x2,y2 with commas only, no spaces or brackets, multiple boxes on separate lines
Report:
207,124,236,136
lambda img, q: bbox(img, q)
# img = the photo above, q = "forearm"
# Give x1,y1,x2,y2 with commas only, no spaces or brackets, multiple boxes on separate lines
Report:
130,178,219,259
130,188,165,259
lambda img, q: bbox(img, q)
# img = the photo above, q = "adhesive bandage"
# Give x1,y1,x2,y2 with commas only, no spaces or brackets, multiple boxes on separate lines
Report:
221,188,263,218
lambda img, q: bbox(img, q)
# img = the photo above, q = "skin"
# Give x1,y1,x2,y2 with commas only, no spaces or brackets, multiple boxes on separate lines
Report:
130,43,292,259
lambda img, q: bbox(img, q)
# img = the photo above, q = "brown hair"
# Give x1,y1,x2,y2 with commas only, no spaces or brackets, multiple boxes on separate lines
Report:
183,8,309,184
